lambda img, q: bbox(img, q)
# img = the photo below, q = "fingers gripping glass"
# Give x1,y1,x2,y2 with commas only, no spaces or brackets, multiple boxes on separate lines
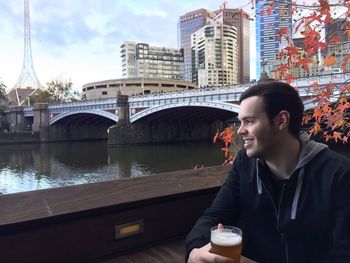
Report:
210,225,243,262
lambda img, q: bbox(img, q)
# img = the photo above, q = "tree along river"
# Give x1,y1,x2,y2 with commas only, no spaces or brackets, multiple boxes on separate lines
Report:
0,140,349,195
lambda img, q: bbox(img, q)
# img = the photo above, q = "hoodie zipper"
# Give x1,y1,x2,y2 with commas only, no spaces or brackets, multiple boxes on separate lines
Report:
261,180,289,263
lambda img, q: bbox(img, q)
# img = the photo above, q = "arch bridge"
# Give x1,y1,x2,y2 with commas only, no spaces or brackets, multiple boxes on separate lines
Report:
6,73,347,143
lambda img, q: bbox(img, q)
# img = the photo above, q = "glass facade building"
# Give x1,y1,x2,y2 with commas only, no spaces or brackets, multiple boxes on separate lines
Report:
178,9,214,82
255,0,292,79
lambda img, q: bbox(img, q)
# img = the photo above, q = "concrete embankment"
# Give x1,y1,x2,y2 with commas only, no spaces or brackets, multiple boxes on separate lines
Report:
0,132,40,144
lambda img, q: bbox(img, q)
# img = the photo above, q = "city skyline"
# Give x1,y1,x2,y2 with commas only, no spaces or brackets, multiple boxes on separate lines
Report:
0,0,255,92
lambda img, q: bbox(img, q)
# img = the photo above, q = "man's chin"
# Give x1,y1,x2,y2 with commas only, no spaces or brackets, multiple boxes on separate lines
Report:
245,149,259,158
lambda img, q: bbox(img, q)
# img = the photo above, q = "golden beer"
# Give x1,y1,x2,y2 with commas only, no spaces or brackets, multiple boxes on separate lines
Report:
210,226,243,263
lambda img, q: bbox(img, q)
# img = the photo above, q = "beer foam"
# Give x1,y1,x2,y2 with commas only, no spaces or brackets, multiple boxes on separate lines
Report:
211,229,242,246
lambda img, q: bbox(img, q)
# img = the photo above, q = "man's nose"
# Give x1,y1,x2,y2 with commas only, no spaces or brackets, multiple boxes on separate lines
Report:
237,125,246,135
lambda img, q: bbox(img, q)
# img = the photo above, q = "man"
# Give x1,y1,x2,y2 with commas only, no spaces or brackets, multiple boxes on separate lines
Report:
186,81,350,263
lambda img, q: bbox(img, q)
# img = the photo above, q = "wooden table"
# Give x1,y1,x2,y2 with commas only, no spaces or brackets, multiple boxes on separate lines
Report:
100,238,257,263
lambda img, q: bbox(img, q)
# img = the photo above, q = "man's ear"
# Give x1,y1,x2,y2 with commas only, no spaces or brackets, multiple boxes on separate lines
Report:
275,110,290,131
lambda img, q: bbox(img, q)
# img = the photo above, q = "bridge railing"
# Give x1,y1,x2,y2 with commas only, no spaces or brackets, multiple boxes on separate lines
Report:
129,73,350,102
48,98,117,114
48,97,117,109
129,84,250,102
291,72,350,87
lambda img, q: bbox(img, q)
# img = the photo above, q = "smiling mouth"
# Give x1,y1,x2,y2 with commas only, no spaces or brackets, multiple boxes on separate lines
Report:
243,139,254,148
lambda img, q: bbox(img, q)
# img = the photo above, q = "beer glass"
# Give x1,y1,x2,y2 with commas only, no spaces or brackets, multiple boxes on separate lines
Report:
210,225,243,262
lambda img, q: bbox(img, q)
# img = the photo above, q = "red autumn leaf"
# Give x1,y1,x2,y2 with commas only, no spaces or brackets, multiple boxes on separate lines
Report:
260,8,265,16
222,133,234,146
341,54,350,72
333,132,342,143
319,0,331,16
304,12,322,26
344,24,350,40
324,56,337,67
278,27,290,43
213,130,219,143
310,122,322,136
339,84,350,94
313,109,323,122
303,115,311,125
275,64,291,79
223,155,235,166
324,14,332,25
322,131,332,142
294,57,314,73
221,147,230,157
303,27,327,55
337,101,350,113
285,74,295,84
267,2,275,16
284,45,299,64
343,136,349,144
322,103,331,113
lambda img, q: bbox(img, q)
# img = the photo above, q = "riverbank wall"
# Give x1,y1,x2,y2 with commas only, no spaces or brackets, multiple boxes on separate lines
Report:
107,120,225,145
0,124,109,145
0,132,40,144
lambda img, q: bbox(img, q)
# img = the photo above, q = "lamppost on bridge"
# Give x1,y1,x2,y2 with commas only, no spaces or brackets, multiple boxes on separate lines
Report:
258,59,271,83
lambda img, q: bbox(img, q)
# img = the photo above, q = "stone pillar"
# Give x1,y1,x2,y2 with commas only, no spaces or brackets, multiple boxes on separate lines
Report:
32,103,49,132
115,94,129,123
7,106,25,132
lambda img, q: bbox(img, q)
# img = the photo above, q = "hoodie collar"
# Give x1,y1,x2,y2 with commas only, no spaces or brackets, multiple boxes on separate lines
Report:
295,132,329,170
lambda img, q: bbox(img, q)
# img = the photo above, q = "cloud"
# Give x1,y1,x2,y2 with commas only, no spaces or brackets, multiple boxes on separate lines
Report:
0,0,256,90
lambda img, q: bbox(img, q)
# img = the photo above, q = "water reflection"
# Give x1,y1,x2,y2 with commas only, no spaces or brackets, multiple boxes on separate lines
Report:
1,140,348,195
0,140,224,194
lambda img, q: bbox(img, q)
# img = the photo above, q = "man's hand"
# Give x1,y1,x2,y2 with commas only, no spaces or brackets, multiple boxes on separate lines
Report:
188,243,234,263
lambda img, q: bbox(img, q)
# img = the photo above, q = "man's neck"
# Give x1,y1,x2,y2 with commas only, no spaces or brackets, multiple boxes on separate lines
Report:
265,136,301,179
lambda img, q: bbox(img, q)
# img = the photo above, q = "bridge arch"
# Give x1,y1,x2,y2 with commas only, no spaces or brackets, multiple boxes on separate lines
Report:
49,109,118,125
129,101,240,123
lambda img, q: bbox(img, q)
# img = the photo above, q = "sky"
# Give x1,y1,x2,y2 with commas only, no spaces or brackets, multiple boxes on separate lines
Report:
0,0,256,92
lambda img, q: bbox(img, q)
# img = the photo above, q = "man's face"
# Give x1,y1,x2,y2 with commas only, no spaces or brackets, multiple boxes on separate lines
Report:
237,96,278,159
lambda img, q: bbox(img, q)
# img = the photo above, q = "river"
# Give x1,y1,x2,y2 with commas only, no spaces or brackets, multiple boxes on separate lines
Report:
0,140,349,194
0,140,225,194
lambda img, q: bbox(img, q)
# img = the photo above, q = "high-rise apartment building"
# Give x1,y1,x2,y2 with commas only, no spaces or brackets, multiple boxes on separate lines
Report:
121,41,184,80
213,8,250,83
191,20,239,87
325,18,350,73
178,9,215,82
289,37,320,78
255,0,292,79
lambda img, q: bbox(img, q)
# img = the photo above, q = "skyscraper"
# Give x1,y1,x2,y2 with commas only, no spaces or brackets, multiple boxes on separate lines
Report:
213,8,250,83
325,18,350,73
255,0,292,79
178,9,214,82
191,20,239,87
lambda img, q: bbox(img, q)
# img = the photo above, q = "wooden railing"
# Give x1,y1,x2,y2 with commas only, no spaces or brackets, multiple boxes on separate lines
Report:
0,165,230,263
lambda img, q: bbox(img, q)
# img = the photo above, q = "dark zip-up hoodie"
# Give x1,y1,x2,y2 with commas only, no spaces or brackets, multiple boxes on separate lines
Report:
186,134,350,263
